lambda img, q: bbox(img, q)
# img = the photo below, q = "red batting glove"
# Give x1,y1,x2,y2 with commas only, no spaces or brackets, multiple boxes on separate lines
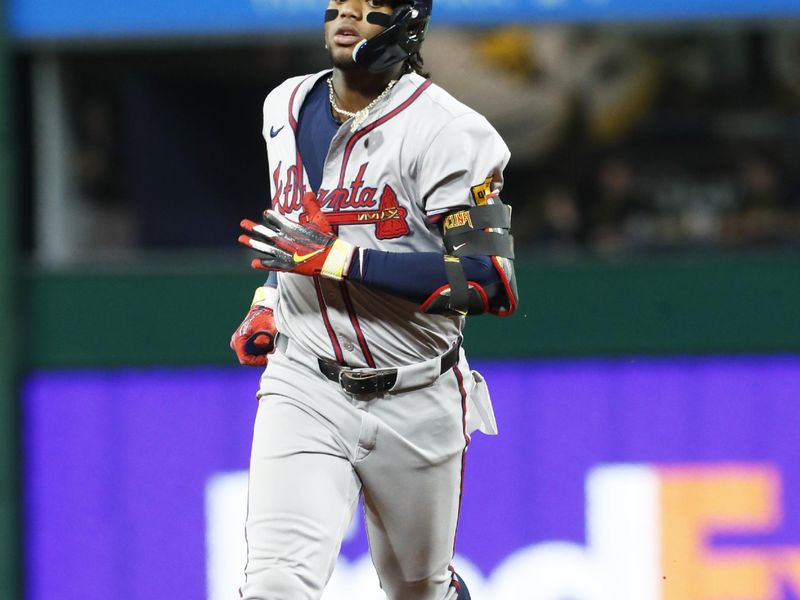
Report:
230,288,278,367
238,192,356,280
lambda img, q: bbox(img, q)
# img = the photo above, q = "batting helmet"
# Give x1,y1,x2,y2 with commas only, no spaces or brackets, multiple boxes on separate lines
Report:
352,1,433,73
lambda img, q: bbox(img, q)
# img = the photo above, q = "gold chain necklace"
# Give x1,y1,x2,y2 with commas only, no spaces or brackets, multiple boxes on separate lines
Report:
328,77,397,133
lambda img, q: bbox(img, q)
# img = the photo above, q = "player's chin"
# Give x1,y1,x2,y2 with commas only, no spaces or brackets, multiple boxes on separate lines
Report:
329,49,360,72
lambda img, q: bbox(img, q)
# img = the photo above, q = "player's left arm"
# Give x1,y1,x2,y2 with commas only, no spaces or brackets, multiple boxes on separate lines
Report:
412,110,518,316
413,196,517,317
345,247,511,316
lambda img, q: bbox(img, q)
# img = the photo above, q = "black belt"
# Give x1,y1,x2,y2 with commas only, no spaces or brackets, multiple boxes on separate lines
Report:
317,340,462,396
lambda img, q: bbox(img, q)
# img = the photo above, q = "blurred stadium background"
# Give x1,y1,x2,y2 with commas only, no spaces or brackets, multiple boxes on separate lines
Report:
2,0,800,599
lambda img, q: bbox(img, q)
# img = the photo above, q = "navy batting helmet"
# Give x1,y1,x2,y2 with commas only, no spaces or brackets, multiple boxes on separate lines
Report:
352,1,433,73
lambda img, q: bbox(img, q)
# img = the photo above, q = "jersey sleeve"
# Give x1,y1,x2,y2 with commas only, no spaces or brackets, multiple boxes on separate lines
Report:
417,112,511,216
261,91,279,206
261,84,286,144
260,75,303,144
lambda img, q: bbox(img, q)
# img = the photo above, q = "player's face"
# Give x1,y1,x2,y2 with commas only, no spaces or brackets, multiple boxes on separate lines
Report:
325,0,395,71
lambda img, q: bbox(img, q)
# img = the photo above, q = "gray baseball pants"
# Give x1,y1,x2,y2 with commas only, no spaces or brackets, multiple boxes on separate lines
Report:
238,340,475,600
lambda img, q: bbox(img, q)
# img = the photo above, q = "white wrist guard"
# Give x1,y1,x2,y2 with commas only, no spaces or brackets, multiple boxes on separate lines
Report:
251,285,279,308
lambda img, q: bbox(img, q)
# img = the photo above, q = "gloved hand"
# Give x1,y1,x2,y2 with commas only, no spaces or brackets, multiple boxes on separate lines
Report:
239,192,356,280
230,286,278,367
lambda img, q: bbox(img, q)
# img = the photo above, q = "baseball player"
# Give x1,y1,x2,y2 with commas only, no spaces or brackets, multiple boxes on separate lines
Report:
231,1,518,598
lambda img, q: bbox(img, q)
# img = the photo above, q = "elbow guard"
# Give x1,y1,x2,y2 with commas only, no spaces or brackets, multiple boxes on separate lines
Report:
422,201,519,317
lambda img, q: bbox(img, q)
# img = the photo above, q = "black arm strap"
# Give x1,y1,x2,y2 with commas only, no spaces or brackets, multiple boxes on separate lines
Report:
443,255,471,315
446,231,515,259
443,204,512,235
425,200,518,317
442,203,515,259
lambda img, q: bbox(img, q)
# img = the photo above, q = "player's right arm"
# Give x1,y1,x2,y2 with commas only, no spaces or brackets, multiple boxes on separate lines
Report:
230,80,291,367
239,190,516,317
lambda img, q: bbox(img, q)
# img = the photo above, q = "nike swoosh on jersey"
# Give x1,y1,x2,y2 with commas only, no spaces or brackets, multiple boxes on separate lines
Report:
269,125,285,138
453,243,467,252
293,249,324,263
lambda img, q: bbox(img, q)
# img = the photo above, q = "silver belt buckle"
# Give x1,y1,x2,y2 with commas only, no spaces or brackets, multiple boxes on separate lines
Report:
336,365,399,395
340,369,373,390
337,369,351,389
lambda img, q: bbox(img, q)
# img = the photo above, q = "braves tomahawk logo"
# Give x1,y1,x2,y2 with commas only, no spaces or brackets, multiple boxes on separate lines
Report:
271,161,410,240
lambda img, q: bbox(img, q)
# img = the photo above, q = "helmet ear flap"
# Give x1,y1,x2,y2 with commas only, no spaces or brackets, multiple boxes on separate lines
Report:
353,2,431,73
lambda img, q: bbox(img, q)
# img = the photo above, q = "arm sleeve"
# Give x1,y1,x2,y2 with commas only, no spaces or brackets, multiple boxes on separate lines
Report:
418,112,511,216
263,271,278,288
347,248,500,304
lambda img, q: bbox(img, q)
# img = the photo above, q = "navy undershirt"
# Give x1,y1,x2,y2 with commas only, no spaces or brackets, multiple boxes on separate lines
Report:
264,79,335,290
296,77,339,192
265,76,502,306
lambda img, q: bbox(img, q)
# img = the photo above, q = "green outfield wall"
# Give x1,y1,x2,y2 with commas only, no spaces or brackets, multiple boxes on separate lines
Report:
0,0,21,596
21,250,800,369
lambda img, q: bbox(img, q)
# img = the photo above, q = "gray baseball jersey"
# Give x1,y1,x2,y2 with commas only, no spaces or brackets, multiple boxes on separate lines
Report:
240,69,508,600
263,69,510,368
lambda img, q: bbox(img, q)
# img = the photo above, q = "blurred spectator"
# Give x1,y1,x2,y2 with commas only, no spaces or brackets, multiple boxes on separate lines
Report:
532,185,584,255
73,95,119,204
772,27,800,104
723,153,800,246
587,158,647,253
70,94,137,253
